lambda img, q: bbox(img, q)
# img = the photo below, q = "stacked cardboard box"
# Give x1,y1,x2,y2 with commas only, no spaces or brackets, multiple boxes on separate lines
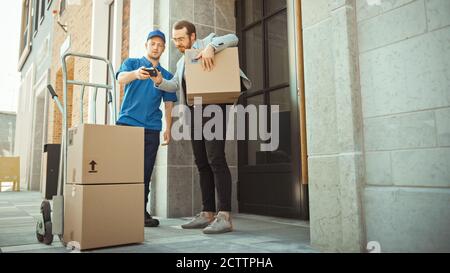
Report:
63,124,145,250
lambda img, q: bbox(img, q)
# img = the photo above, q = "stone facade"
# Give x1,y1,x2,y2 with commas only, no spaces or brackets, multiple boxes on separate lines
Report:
302,0,450,252
357,0,450,252
302,0,365,252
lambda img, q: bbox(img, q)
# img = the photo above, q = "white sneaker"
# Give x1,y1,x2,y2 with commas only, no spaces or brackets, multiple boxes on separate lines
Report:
181,212,214,229
203,212,233,234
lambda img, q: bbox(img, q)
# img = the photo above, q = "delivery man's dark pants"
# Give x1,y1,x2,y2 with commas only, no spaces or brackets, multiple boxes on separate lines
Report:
117,122,159,214
142,129,160,213
190,104,232,212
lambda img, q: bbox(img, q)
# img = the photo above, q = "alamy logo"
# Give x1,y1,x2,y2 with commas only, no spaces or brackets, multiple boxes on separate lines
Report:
366,241,382,253
66,241,81,253
170,97,280,152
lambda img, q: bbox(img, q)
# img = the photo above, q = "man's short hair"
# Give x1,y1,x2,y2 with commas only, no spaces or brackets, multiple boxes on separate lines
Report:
173,20,196,36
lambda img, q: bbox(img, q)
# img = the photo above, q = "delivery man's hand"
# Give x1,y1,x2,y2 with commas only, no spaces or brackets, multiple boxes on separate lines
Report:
150,70,163,86
195,45,215,72
161,129,171,146
135,66,152,80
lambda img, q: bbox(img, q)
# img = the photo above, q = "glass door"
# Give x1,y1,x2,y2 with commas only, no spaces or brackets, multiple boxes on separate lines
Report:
237,0,304,219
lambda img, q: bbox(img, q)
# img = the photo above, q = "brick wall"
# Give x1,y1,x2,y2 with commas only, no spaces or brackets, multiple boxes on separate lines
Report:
47,0,92,144
119,0,130,105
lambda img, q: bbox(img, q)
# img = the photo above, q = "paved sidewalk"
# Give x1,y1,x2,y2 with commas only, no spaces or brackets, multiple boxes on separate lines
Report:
0,191,316,253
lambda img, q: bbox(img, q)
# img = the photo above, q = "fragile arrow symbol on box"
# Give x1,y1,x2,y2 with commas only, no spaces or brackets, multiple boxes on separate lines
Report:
89,161,98,173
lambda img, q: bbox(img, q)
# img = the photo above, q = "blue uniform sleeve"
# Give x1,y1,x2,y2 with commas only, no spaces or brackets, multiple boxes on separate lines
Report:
161,71,178,102
115,58,138,80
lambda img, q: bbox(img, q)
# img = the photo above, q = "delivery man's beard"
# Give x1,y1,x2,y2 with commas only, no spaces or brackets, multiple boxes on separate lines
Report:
149,54,161,62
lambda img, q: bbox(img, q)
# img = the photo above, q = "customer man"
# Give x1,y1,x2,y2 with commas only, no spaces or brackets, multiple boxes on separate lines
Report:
151,21,251,234
115,30,177,228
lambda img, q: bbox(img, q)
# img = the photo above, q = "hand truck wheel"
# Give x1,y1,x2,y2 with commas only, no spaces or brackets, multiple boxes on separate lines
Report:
36,221,44,243
40,200,51,222
43,221,54,245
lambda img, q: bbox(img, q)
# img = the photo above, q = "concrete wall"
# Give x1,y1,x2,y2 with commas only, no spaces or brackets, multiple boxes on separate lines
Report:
302,0,450,252
357,0,450,252
0,112,16,156
302,0,366,252
128,0,237,218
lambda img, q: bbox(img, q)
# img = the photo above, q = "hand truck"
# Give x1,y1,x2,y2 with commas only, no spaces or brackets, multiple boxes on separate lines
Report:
36,52,118,246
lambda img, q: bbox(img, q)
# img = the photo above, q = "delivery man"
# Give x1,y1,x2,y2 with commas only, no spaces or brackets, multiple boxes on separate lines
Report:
150,21,251,234
115,30,177,228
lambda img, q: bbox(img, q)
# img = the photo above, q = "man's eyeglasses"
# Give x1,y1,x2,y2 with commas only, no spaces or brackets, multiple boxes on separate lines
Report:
172,36,189,43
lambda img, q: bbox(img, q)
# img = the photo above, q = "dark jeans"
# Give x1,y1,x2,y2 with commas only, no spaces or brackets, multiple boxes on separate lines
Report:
117,122,160,214
190,104,232,212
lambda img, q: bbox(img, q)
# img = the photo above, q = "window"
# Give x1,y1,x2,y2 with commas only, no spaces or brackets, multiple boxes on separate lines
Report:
47,0,53,10
238,0,291,165
18,0,33,71
60,0,66,16
40,0,46,24
33,0,40,36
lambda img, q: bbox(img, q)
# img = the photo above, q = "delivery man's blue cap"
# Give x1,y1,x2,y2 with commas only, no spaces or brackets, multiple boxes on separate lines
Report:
147,30,166,43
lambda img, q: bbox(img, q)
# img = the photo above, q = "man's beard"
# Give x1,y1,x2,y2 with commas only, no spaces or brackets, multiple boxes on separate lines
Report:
178,41,193,54
149,54,161,61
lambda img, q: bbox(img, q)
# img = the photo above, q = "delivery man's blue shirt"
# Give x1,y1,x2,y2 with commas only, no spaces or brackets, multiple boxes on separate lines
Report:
115,57,177,131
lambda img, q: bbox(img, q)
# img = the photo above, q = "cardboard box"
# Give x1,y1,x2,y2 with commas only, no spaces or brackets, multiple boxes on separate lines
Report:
185,47,241,105
63,183,144,250
67,124,144,185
